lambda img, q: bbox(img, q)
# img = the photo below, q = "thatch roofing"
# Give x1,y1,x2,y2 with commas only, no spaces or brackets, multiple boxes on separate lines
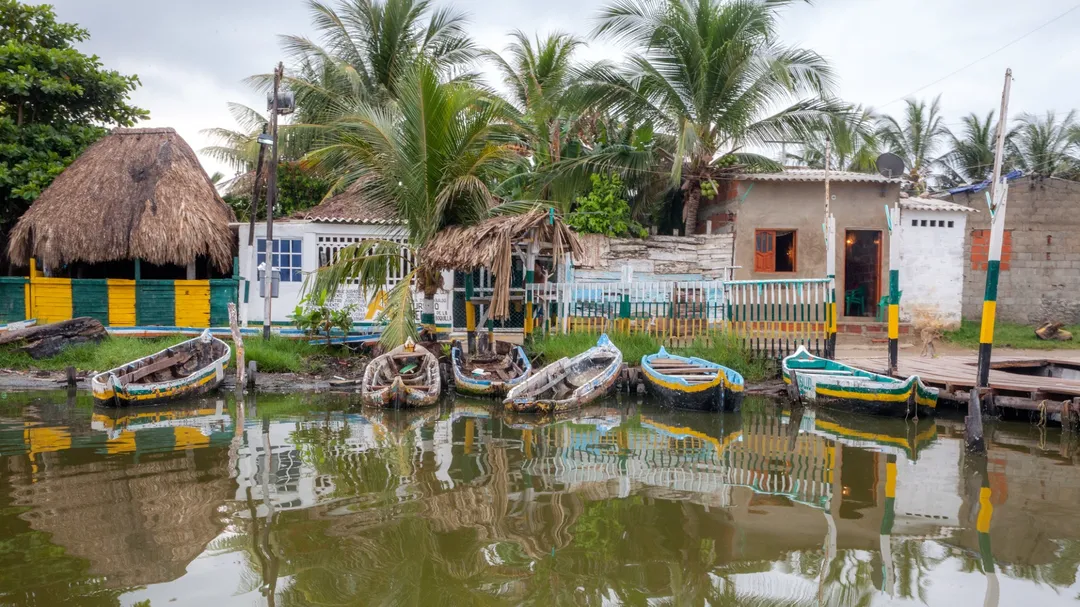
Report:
420,209,583,319
294,183,400,224
7,128,236,271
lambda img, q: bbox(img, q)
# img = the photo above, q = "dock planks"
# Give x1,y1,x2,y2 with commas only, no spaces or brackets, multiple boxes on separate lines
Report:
838,353,1080,398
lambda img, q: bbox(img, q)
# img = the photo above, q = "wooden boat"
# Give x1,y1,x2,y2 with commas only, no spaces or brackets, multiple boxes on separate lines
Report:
90,330,230,407
450,340,532,397
504,334,622,414
640,347,745,411
782,346,938,417
361,339,441,408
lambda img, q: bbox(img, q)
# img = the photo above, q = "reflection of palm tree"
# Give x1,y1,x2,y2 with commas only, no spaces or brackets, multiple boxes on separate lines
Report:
892,539,947,603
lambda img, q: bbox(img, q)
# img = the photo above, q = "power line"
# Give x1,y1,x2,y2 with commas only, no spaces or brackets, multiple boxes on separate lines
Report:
878,1,1080,109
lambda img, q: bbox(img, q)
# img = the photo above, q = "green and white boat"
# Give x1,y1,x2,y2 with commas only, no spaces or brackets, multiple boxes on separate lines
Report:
91,330,230,407
782,346,938,417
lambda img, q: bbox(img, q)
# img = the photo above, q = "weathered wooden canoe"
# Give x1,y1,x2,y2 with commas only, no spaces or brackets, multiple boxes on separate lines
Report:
504,334,622,414
361,341,441,408
640,347,745,411
90,330,230,407
782,346,938,417
450,340,532,397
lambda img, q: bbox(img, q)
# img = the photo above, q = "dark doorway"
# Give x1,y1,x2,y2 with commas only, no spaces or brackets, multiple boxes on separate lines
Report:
843,230,881,318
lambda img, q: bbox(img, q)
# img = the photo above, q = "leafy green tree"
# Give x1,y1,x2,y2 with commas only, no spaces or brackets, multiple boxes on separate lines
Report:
304,62,518,344
0,0,146,270
583,0,837,234
877,96,949,194
941,111,1003,184
1007,110,1080,177
568,173,645,237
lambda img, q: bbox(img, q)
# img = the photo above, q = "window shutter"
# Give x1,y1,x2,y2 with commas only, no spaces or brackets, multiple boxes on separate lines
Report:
754,230,775,273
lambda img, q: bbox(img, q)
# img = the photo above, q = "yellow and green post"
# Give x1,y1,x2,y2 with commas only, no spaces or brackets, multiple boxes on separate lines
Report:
464,273,476,353
977,182,1008,388
825,215,838,358
879,454,896,594
887,204,901,375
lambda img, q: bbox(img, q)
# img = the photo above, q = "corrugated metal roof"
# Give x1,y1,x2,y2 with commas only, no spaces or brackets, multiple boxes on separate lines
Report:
735,169,902,184
899,197,978,212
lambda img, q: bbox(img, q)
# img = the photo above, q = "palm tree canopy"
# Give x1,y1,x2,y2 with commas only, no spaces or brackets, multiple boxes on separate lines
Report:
942,110,1000,184
877,95,949,192
1008,110,1080,177
789,105,880,173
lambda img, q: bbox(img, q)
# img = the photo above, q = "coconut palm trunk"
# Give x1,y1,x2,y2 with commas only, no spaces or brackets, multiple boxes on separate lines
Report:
683,181,702,235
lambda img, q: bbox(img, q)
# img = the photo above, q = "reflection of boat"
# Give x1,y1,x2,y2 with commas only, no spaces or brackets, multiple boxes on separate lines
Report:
450,340,532,396
782,346,937,416
90,330,230,407
361,340,441,408
800,407,937,461
641,346,745,411
503,405,624,431
504,334,621,413
90,403,234,453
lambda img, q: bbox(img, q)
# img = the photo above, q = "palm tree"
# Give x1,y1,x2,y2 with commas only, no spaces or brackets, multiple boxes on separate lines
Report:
941,111,1001,184
878,96,949,194
303,62,519,343
200,102,269,173
585,0,838,234
789,105,881,173
1007,111,1080,177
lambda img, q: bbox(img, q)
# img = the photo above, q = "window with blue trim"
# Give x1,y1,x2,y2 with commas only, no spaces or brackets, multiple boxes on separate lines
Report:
257,239,304,282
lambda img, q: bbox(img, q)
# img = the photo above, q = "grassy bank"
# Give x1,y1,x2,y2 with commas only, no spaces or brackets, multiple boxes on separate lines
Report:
943,320,1080,351
527,331,771,382
0,335,325,374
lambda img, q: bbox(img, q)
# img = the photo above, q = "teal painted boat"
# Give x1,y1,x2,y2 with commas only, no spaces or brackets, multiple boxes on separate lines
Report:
782,346,938,417
450,340,532,397
640,347,745,411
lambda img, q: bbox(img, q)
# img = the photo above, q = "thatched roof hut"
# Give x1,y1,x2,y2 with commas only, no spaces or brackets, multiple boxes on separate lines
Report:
7,128,236,272
420,209,582,319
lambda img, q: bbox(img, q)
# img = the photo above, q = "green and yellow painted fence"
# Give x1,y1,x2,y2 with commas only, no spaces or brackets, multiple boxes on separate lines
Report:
2,260,238,328
528,278,831,358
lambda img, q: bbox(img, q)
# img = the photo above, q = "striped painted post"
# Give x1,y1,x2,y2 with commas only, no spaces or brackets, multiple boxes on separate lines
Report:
464,273,476,352
879,454,897,594
977,182,1008,388
887,205,901,375
825,215,838,358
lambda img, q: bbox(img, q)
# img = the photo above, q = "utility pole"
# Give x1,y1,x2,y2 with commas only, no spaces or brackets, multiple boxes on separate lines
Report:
824,137,837,359
970,67,1013,451
263,63,283,340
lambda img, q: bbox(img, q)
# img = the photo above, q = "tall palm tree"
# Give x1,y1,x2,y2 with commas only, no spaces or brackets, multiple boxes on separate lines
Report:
789,105,881,173
585,0,838,234
200,102,269,173
304,62,519,343
1007,111,1080,177
941,111,1001,184
878,96,949,194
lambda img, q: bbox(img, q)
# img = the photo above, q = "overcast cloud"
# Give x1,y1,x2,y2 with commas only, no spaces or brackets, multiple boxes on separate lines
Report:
46,0,1080,177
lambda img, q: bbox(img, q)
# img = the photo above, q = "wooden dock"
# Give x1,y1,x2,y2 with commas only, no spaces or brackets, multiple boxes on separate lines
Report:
838,352,1080,421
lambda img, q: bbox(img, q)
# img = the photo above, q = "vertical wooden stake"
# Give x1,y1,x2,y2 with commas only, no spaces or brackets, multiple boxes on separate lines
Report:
65,365,76,387
228,303,246,388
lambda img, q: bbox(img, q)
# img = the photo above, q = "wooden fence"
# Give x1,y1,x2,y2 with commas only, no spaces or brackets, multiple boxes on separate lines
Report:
528,277,832,358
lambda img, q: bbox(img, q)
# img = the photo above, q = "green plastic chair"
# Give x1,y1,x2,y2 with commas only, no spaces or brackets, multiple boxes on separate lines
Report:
875,292,903,321
845,286,866,316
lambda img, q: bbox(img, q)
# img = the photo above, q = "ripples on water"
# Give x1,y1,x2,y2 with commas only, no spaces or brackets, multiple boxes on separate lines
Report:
0,390,1078,606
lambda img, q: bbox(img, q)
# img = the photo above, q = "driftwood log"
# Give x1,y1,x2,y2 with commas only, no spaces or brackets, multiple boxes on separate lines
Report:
0,317,108,359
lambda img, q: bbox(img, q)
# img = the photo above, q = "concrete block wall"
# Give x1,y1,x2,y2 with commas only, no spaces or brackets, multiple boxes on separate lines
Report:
951,177,1080,324
575,233,735,280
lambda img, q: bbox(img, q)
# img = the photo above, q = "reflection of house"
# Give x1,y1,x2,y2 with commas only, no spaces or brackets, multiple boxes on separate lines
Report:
697,170,901,320
237,187,452,327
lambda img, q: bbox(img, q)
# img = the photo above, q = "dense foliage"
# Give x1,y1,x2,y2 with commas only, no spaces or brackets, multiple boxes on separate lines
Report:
568,173,646,238
0,0,146,269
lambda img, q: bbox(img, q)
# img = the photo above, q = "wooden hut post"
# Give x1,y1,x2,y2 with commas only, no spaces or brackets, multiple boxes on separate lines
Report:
887,204,901,375
524,234,539,336
464,273,476,353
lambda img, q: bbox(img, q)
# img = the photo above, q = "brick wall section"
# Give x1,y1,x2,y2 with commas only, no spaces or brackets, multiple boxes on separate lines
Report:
952,177,1080,324
969,230,1012,270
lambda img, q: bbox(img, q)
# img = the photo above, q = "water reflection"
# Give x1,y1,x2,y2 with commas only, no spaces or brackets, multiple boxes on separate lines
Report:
0,391,1077,605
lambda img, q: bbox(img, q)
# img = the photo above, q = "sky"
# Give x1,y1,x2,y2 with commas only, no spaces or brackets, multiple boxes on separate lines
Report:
45,0,1080,178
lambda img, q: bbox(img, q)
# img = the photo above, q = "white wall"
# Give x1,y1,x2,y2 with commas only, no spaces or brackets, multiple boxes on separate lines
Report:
898,209,968,329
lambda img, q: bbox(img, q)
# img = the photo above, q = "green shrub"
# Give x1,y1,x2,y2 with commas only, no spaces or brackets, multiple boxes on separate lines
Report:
567,173,647,238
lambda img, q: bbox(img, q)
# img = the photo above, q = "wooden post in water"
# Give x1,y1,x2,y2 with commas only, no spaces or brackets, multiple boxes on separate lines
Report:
228,303,246,389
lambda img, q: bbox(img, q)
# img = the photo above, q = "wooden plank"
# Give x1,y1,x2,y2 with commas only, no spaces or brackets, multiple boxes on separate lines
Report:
839,354,1080,397
119,352,191,384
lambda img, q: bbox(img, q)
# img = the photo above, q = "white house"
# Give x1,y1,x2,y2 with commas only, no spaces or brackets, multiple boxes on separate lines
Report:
898,197,977,329
237,189,452,330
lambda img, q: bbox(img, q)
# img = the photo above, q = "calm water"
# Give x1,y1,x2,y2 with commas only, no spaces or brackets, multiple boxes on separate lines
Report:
0,391,1078,606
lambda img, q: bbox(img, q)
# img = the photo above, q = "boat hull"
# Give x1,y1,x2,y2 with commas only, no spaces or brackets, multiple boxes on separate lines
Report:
90,332,230,408
451,344,532,397
505,335,622,414
361,377,440,408
360,343,441,408
782,347,938,417
640,349,746,412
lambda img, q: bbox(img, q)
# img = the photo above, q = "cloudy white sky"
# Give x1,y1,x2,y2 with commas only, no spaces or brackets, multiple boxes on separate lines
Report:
46,0,1080,178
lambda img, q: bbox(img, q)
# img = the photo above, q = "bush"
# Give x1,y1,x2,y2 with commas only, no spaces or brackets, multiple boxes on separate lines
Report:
567,173,647,238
